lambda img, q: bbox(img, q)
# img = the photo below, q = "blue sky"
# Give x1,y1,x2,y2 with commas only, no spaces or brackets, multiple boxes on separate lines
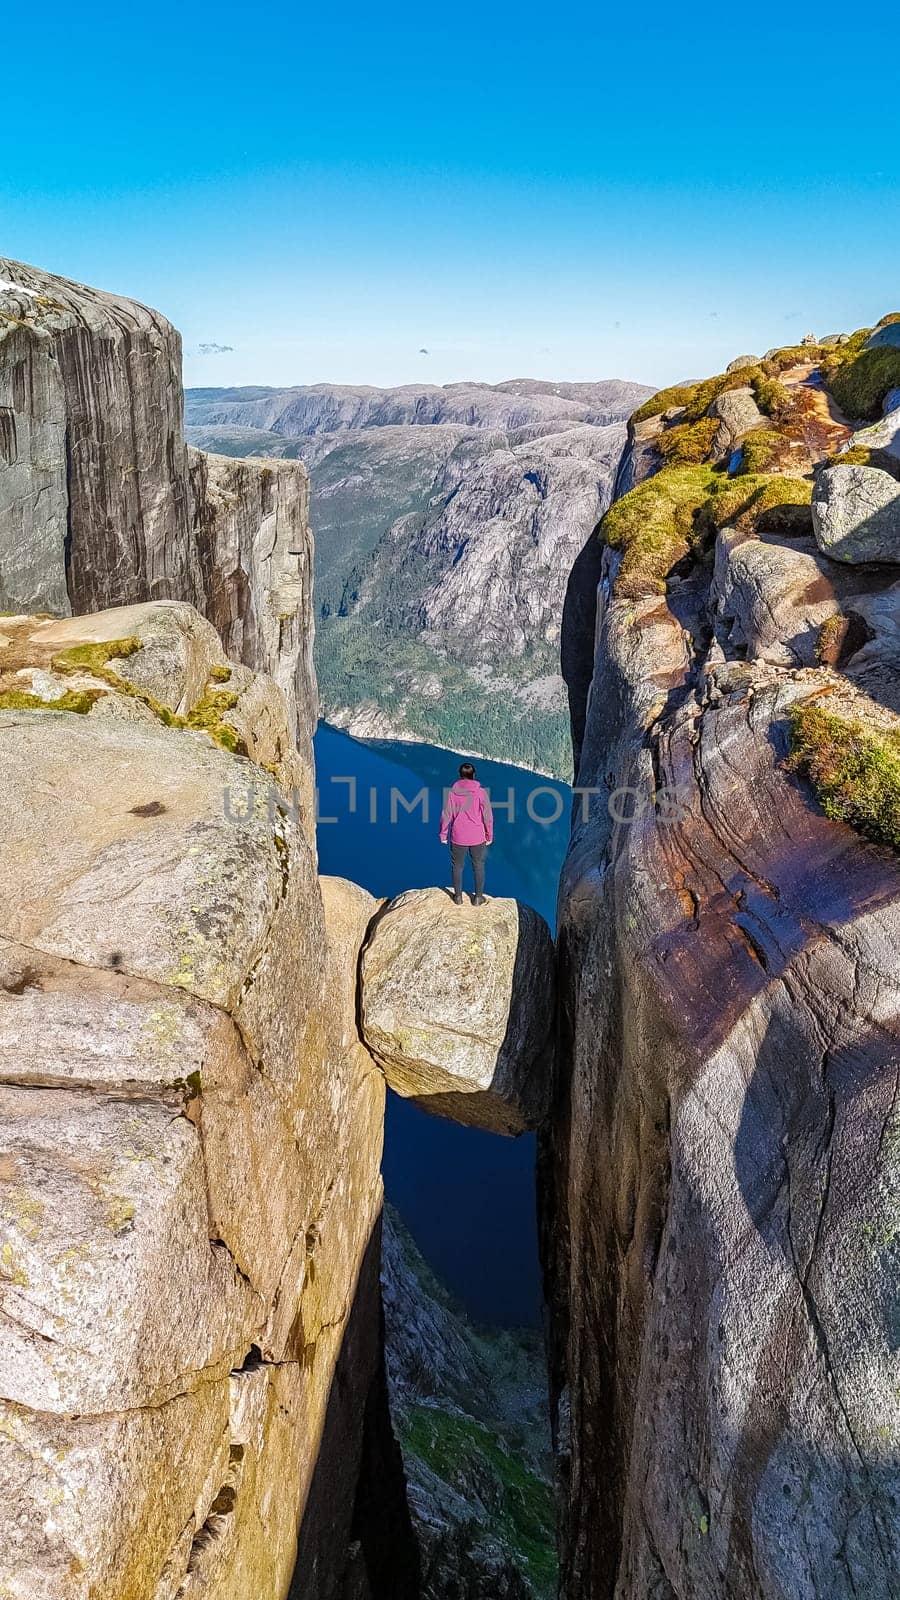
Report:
4,0,897,389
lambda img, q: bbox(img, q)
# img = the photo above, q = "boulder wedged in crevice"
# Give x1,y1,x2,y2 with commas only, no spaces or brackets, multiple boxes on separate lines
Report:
359,887,555,1136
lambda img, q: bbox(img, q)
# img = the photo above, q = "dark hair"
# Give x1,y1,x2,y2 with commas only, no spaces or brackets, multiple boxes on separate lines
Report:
459,762,476,779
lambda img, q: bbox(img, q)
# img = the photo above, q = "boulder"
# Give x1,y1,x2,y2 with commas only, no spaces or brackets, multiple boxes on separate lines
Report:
865,320,900,351
360,888,554,1135
726,355,759,372
848,408,900,466
812,464,900,563
0,601,313,835
708,385,764,457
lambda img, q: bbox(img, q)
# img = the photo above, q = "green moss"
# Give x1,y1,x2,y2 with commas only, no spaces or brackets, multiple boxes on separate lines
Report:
50,636,143,677
403,1404,556,1595
790,699,900,850
52,638,246,756
704,473,813,537
750,369,793,419
826,444,900,479
763,344,827,371
656,416,720,466
633,363,793,430
184,687,243,753
827,344,900,422
0,687,104,714
683,371,757,422
601,464,721,596
736,428,793,475
631,384,698,425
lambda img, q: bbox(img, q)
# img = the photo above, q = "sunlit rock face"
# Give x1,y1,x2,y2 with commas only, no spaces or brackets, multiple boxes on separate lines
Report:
360,887,555,1136
812,462,900,564
0,630,390,1600
0,257,316,758
544,338,900,1599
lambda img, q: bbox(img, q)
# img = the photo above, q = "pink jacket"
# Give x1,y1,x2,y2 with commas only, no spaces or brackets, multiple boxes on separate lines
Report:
440,779,493,846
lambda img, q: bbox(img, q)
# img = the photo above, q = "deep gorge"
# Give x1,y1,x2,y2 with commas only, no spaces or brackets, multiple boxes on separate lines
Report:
1,255,898,1600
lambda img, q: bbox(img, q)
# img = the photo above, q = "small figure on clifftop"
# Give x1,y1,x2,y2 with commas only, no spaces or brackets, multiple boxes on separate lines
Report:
440,762,493,906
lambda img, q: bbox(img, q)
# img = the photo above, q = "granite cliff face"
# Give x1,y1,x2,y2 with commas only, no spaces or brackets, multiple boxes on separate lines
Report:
0,608,403,1598
0,258,316,761
186,380,653,776
544,324,900,1597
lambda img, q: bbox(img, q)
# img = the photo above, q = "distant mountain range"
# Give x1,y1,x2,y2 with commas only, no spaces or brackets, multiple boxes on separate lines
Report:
185,377,654,775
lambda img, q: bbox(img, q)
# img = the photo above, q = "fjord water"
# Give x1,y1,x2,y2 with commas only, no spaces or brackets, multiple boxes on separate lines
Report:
314,722,570,1326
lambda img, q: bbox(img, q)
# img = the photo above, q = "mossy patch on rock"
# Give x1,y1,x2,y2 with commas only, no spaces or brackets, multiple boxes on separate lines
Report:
657,417,720,466
736,428,795,475
50,637,246,755
632,364,793,430
704,473,814,538
789,699,900,850
826,444,900,479
183,687,243,754
826,345,900,422
403,1404,557,1596
602,464,721,597
48,637,143,677
631,384,698,425
0,688,104,715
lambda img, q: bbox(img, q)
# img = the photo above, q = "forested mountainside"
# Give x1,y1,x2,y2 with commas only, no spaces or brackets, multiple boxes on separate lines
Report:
544,317,900,1598
186,379,653,776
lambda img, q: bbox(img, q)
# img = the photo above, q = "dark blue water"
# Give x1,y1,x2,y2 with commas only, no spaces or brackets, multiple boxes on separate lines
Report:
314,723,570,1326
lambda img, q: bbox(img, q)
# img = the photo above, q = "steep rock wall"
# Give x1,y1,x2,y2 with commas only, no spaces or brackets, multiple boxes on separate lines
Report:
545,340,900,1597
0,615,403,1599
0,259,315,749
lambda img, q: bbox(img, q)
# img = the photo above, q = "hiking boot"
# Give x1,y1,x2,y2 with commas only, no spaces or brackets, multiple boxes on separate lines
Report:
473,895,486,906
453,892,464,906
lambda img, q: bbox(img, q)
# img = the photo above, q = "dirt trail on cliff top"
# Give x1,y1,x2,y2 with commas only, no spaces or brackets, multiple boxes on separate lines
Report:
780,360,854,462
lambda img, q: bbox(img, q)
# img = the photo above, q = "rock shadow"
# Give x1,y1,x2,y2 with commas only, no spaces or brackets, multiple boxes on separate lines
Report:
289,1212,421,1600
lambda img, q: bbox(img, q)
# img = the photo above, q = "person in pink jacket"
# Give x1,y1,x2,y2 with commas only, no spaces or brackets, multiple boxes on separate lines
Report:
439,762,493,905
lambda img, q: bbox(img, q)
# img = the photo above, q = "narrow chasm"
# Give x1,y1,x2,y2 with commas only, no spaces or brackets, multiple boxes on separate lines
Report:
315,723,567,1599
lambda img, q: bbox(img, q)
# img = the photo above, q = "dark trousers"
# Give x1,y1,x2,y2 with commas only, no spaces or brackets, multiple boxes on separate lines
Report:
450,842,486,898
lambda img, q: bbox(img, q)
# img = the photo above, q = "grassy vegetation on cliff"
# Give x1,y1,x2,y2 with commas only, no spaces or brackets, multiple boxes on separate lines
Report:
656,417,720,466
826,345,900,422
601,463,720,596
0,687,104,714
50,638,246,754
703,473,814,537
404,1405,557,1596
736,428,794,475
631,363,792,429
600,463,815,597
790,699,900,850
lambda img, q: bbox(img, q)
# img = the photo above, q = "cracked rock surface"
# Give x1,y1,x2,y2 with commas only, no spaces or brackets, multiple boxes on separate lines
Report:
544,363,900,1599
0,645,387,1599
0,257,316,767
